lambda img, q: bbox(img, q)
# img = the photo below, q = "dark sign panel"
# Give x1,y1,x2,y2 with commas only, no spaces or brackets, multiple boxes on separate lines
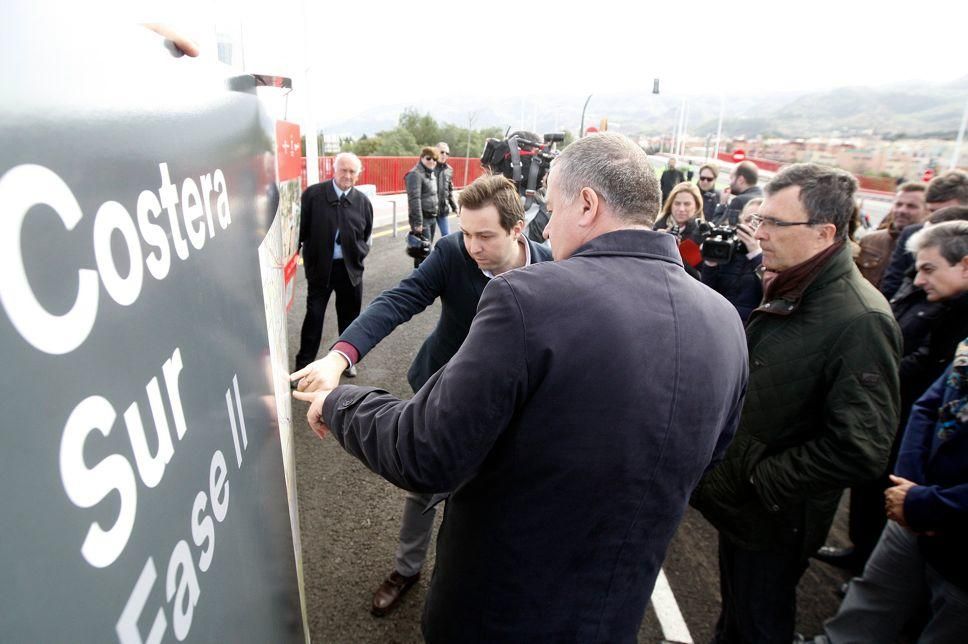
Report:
0,18,303,643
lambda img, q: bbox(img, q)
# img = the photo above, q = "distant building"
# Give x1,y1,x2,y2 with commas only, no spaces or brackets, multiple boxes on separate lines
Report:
321,133,351,155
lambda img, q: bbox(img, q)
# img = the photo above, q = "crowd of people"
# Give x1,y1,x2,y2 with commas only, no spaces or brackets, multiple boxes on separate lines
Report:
290,131,968,643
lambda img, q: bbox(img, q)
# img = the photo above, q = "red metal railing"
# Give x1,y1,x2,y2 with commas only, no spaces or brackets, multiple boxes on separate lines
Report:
300,157,485,193
715,153,898,193
715,152,783,173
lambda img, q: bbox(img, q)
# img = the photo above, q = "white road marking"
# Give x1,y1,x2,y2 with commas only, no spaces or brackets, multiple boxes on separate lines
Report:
652,568,693,644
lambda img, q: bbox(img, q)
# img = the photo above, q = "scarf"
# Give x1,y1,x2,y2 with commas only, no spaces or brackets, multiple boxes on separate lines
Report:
939,337,968,441
761,241,844,303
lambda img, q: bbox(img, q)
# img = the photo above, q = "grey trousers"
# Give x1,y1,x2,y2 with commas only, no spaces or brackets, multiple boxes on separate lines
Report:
824,520,968,643
393,491,437,577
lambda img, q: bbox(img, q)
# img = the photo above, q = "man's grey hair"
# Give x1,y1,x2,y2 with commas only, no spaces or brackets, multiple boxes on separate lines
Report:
764,163,858,240
333,151,363,171
906,220,968,265
436,141,450,152
551,133,660,226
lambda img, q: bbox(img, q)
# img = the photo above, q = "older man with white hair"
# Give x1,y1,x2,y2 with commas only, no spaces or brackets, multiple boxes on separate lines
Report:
294,152,373,374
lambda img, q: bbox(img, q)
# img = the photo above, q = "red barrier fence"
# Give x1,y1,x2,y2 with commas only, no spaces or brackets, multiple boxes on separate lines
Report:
715,152,783,173
714,153,897,194
300,156,485,194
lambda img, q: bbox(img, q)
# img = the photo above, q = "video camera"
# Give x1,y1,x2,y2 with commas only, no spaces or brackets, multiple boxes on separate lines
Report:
480,131,564,209
698,222,748,264
405,231,431,261
480,131,564,243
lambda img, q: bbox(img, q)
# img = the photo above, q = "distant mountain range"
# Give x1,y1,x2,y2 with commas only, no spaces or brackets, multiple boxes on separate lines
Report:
321,76,968,142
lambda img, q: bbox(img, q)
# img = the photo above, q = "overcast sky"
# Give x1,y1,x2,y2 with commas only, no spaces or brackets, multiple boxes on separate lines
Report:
140,0,967,130
297,0,966,122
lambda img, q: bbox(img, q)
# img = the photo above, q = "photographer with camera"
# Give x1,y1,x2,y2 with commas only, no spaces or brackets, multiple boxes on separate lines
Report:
405,146,440,267
700,199,764,322
290,174,552,617
479,130,563,245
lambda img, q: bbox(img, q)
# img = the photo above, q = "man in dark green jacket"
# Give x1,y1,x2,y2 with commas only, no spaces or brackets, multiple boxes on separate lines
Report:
692,163,902,644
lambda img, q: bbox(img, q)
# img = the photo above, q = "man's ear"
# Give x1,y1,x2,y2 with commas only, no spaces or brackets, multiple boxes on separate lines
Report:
816,222,838,244
959,255,968,278
578,187,601,226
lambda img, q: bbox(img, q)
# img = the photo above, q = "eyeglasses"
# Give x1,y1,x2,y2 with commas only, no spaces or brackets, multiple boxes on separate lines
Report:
699,176,715,182
749,214,815,229
424,156,437,161
439,151,449,155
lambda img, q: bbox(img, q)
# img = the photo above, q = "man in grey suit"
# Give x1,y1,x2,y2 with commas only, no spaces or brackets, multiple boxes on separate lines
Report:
295,133,748,642
291,174,552,616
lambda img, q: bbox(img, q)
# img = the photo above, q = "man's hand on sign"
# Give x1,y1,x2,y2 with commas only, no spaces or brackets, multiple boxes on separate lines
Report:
292,389,333,439
143,23,200,57
290,351,347,393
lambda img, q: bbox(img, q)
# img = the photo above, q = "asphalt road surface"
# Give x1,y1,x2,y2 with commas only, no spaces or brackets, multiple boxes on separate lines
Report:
288,221,855,643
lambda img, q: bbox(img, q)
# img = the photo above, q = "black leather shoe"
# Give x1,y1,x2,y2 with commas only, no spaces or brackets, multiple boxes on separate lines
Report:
371,571,420,617
813,545,861,572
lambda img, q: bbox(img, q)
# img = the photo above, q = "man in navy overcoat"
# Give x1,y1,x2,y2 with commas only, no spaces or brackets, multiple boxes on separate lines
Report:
297,134,748,643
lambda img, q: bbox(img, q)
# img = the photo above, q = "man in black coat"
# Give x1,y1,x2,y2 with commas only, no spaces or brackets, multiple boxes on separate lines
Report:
292,174,552,617
660,156,684,204
817,216,968,573
712,160,763,226
294,152,373,372
433,141,458,237
295,134,748,642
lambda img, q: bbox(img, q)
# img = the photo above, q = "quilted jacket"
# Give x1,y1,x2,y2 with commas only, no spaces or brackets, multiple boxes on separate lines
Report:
405,161,438,229
692,243,902,557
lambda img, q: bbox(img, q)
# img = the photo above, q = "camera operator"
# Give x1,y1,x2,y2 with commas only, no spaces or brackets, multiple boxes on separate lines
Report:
700,199,764,322
479,130,562,245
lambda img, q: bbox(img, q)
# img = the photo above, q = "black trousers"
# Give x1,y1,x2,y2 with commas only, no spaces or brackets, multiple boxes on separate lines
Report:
713,535,809,644
846,414,909,569
295,259,362,370
847,476,889,566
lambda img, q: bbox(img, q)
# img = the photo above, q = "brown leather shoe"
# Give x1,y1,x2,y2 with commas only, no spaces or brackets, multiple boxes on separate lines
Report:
370,570,420,617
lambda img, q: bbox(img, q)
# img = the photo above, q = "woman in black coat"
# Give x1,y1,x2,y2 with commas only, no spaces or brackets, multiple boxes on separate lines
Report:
654,181,706,277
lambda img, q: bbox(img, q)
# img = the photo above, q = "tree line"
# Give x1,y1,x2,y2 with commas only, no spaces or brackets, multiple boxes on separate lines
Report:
321,109,573,157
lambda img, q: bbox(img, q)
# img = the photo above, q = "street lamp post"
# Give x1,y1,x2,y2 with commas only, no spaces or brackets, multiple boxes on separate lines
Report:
579,94,593,138
464,111,478,187
713,95,725,161
950,96,968,171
